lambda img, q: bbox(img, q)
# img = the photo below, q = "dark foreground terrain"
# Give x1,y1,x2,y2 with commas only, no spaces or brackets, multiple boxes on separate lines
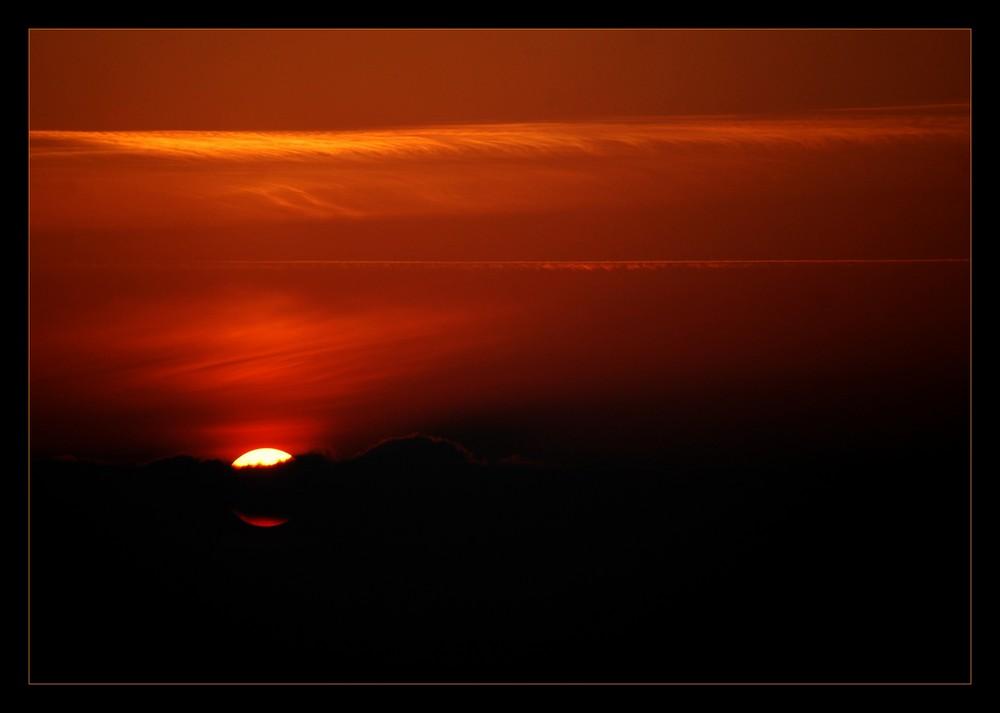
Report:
30,427,968,683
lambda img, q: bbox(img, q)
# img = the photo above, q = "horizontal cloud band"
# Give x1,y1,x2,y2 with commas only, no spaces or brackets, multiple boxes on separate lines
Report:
30,107,969,163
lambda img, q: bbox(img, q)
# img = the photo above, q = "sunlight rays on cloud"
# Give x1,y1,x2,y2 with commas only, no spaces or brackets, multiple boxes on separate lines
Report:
29,106,969,163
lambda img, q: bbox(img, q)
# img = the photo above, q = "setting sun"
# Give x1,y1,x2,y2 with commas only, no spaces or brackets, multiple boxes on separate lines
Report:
231,448,293,469
27,28,971,684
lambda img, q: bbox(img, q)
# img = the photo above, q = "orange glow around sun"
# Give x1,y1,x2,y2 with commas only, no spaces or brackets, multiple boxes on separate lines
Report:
232,448,293,469
25,31,970,465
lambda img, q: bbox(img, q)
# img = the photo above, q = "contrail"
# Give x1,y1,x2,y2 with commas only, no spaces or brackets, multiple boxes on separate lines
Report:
205,258,970,271
47,258,970,271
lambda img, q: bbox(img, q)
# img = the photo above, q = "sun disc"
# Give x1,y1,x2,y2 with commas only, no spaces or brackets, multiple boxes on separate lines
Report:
232,448,293,469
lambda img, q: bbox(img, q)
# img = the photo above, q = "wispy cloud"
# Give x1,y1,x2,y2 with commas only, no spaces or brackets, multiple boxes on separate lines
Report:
234,183,368,219
30,292,481,457
29,107,969,163
28,106,970,251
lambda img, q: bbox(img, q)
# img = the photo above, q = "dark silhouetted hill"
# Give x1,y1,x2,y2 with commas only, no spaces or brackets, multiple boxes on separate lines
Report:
29,431,969,683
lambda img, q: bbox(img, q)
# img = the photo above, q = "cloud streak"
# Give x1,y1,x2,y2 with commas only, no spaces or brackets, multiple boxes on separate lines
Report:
51,258,969,273
29,106,969,163
28,105,970,260
201,258,970,271
30,291,482,458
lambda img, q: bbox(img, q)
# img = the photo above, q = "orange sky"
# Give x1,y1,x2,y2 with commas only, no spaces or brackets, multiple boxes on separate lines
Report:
30,30,969,130
28,30,971,462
